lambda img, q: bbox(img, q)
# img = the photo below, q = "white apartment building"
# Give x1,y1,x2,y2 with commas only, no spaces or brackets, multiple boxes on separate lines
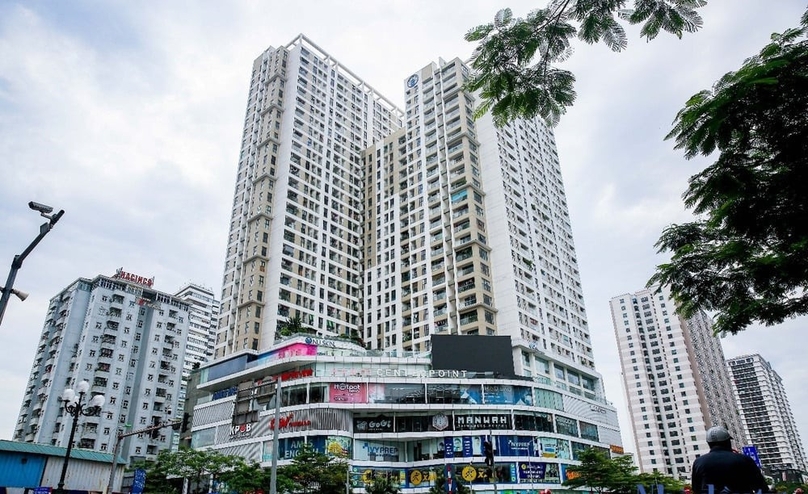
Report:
362,56,600,392
14,269,189,464
215,35,402,358
176,283,220,379
727,354,807,473
610,285,745,479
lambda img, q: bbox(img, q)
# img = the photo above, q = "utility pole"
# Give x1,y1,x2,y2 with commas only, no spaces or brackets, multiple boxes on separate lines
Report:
105,419,181,494
269,377,282,494
0,202,64,326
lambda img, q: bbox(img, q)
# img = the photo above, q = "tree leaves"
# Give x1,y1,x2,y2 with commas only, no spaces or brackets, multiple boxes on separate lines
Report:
466,0,706,125
564,448,683,493
651,17,808,335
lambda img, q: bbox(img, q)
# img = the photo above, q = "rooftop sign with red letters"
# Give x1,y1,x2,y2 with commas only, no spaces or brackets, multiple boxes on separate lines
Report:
113,267,155,288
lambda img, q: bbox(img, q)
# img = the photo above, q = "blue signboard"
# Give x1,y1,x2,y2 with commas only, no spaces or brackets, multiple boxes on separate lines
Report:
742,445,762,468
131,468,147,494
33,488,50,494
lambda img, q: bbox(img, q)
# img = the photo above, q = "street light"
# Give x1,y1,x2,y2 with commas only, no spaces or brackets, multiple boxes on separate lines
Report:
0,201,65,326
54,380,105,494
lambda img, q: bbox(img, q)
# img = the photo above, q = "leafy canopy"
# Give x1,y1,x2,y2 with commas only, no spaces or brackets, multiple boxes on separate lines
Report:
650,10,808,335
138,448,258,494
565,448,684,493
465,0,706,126
278,443,351,494
564,448,637,493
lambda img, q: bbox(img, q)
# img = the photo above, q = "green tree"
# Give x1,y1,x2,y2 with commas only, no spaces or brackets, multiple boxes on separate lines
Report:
428,472,471,494
464,1,707,126
365,473,402,494
650,11,808,335
139,448,245,494
217,459,269,493
563,448,637,493
278,443,351,494
635,472,686,493
277,315,316,339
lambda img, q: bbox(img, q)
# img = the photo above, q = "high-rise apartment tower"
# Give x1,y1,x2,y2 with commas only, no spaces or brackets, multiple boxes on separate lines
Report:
14,270,190,463
610,285,745,479
727,354,807,473
215,35,402,358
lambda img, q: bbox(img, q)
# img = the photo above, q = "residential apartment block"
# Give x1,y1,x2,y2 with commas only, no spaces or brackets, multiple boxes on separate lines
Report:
610,285,744,479
175,283,220,389
14,270,190,463
215,35,402,358
727,354,807,474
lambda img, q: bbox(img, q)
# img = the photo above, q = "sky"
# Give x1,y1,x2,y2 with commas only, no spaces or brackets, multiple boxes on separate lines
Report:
1,0,806,456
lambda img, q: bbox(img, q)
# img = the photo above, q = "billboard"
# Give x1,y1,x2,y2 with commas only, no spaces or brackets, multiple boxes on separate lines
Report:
431,335,515,376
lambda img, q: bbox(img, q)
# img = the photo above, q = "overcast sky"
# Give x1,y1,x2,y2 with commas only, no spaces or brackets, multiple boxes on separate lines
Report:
1,1,806,455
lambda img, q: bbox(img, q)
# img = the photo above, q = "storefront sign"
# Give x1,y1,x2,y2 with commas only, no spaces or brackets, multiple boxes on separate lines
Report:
454,414,511,430
268,412,312,430
213,386,238,401
518,462,562,482
273,368,313,382
355,440,400,461
113,268,155,287
355,416,394,433
330,382,367,403
610,444,625,454
324,367,470,378
230,422,256,439
432,413,450,431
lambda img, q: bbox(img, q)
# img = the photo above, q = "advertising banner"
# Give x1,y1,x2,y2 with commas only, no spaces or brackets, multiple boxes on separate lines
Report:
517,462,562,483
496,435,539,457
330,382,367,403
483,384,514,404
355,440,401,461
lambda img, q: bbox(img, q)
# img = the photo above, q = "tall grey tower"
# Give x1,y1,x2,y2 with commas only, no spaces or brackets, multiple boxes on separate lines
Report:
610,285,745,479
727,354,807,474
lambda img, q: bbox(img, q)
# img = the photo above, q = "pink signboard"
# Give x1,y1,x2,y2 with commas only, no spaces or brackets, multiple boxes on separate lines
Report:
329,382,367,403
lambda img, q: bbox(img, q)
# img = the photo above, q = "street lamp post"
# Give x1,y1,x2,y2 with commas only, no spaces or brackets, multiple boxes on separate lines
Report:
0,201,64,326
54,380,105,494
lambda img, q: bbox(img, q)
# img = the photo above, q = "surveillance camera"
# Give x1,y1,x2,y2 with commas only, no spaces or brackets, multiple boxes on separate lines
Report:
28,201,54,214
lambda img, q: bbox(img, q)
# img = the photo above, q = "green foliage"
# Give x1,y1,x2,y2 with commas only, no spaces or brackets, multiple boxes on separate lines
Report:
564,448,638,493
427,472,471,494
465,0,706,125
218,460,269,493
276,315,316,338
365,473,402,494
277,443,351,494
650,12,808,335
635,472,686,493
564,449,684,494
139,448,249,494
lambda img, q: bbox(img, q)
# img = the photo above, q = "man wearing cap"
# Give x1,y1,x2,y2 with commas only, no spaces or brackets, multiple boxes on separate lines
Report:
691,426,768,494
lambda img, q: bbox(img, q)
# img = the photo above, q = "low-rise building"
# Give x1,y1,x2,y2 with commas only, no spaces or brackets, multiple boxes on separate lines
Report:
191,335,622,492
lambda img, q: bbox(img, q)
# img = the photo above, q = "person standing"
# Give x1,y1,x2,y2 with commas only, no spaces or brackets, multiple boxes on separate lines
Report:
691,426,768,494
